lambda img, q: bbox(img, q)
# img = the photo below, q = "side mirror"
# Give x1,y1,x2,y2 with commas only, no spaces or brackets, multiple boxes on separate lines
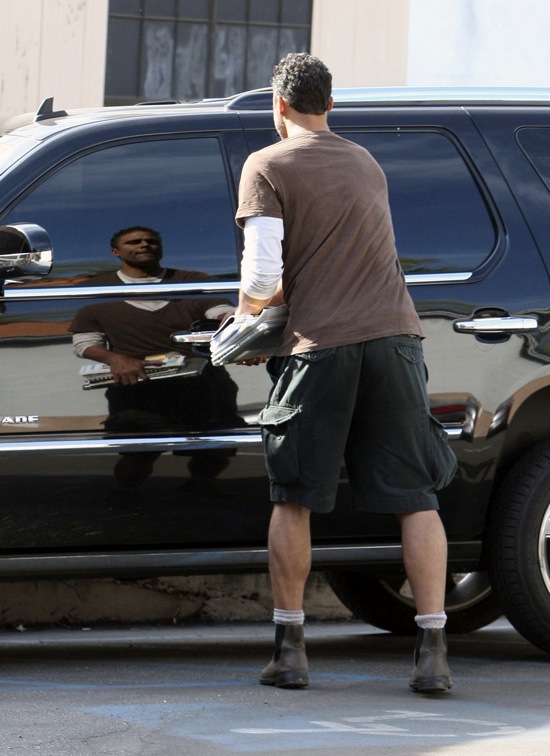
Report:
0,223,53,280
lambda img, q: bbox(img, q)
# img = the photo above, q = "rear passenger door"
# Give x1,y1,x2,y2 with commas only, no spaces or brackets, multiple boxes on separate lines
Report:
331,107,550,536
470,109,550,270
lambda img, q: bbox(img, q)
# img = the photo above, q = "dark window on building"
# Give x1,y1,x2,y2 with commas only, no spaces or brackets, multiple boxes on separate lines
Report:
1,138,239,278
105,0,312,105
339,130,496,274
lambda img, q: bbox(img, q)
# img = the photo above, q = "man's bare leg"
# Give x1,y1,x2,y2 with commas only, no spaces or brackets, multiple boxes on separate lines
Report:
398,509,452,693
398,510,447,613
268,502,312,608
260,502,311,688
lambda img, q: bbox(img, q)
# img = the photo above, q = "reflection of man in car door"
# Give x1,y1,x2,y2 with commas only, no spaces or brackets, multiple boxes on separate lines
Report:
70,226,242,490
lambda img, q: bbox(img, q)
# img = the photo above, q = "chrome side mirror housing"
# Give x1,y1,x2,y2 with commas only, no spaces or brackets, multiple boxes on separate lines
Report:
0,223,53,280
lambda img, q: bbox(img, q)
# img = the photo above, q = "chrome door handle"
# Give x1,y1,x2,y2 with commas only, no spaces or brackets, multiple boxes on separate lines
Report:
453,316,538,334
172,330,216,345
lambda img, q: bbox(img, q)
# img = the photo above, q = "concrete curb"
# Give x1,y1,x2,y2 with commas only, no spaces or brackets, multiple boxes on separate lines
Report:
0,573,353,628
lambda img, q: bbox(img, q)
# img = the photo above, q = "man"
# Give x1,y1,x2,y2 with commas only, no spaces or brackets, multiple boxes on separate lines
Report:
234,54,457,693
71,226,240,489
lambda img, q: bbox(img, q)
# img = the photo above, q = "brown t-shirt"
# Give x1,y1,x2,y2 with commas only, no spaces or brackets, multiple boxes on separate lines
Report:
70,269,229,358
236,130,422,355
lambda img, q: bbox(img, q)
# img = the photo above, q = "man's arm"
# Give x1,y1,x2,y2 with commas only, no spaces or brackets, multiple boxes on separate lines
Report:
236,217,284,315
237,291,271,316
238,280,284,315
72,332,149,385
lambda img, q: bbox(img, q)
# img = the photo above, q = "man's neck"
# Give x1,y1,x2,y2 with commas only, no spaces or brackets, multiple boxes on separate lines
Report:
276,96,333,140
119,263,163,279
285,122,330,138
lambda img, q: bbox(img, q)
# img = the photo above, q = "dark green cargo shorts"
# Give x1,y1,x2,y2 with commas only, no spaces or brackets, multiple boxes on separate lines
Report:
258,335,457,514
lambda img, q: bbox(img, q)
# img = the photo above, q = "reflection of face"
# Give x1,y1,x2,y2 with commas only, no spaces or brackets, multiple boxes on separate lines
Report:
112,230,163,273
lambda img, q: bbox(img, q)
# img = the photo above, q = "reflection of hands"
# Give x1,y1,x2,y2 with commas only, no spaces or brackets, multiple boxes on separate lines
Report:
218,309,235,326
237,356,267,366
109,353,156,386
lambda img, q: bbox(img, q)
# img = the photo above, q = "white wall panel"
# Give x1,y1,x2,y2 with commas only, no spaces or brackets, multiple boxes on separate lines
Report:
311,0,410,87
0,0,108,117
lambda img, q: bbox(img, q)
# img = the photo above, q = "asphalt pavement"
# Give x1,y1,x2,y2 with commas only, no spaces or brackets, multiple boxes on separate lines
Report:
0,617,548,755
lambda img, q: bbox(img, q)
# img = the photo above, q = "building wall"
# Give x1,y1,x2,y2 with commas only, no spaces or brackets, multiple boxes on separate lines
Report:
311,0,410,86
2,0,549,120
0,0,108,117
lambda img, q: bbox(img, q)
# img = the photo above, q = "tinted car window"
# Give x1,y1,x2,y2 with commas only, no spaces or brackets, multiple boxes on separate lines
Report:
516,127,550,193
341,130,496,274
1,137,239,279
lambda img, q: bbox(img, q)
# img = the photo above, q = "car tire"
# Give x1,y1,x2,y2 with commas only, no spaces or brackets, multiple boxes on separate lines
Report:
488,441,550,654
326,568,502,635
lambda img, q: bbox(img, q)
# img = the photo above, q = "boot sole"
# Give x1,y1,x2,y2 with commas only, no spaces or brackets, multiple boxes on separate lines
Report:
260,672,309,689
409,677,452,694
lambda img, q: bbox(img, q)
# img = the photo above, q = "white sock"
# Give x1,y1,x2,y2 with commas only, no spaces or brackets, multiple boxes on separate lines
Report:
273,608,305,625
415,611,447,629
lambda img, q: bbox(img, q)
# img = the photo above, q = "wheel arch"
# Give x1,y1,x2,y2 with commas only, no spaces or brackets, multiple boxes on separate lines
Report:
495,382,550,479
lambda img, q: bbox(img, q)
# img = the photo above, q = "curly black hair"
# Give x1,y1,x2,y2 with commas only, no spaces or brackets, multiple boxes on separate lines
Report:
110,226,162,249
271,53,332,115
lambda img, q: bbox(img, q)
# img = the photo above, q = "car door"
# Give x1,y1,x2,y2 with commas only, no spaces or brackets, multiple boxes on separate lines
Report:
328,104,550,541
0,122,278,556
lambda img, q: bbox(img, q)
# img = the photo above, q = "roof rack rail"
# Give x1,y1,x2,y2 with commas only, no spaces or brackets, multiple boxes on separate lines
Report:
34,97,68,122
225,89,272,111
225,86,550,111
135,99,182,106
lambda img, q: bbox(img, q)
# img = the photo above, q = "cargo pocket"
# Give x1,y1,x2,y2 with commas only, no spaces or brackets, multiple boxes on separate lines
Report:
258,403,301,484
428,414,458,490
394,336,423,363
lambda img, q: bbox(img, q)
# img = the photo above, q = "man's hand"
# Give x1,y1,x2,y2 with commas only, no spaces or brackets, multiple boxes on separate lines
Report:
81,344,157,385
237,356,268,366
107,353,153,386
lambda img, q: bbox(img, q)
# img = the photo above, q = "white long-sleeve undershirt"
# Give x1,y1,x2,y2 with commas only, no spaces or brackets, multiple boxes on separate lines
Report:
240,216,284,300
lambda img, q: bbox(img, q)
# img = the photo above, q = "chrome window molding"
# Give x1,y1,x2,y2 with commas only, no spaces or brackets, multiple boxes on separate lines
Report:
405,272,473,285
0,280,242,302
0,273,474,302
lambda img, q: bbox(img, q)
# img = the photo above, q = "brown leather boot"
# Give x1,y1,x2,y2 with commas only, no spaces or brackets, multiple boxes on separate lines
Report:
260,623,309,689
409,628,452,693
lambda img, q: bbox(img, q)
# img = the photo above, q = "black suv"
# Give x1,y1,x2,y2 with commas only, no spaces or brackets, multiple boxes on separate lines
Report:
2,88,550,653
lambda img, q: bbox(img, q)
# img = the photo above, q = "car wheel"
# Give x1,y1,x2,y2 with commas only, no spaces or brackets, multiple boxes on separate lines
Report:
488,441,550,654
326,568,502,634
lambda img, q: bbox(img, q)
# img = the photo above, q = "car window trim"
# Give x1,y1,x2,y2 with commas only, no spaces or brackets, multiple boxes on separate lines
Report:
406,272,473,285
0,280,242,301
0,272,473,301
